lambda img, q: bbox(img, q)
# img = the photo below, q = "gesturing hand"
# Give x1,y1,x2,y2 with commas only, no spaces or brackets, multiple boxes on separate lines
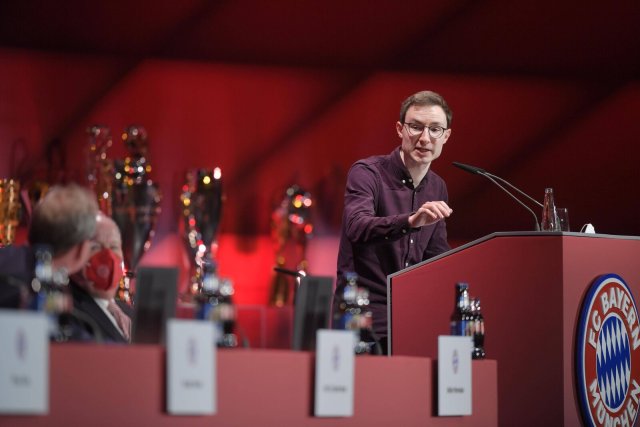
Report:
408,201,453,228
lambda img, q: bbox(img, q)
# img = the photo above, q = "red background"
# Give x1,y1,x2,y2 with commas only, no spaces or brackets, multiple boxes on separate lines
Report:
1,1,639,305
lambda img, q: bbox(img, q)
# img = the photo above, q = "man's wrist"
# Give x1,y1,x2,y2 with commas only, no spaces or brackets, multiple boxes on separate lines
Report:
407,212,419,229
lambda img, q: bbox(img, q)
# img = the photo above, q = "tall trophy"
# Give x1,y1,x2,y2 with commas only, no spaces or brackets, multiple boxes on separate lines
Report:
0,178,21,247
268,185,313,307
86,125,114,216
111,125,161,305
181,168,223,295
181,168,237,347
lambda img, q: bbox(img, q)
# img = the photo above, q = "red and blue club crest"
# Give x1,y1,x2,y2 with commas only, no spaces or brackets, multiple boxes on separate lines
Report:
576,274,640,427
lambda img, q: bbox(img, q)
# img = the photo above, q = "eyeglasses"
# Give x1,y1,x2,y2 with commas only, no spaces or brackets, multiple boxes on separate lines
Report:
404,122,448,139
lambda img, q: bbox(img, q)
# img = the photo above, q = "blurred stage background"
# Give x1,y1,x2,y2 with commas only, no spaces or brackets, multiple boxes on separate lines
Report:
1,0,639,306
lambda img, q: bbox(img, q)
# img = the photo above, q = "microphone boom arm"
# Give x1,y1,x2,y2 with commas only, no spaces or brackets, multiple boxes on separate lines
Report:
452,161,542,231
478,173,541,231
484,172,543,208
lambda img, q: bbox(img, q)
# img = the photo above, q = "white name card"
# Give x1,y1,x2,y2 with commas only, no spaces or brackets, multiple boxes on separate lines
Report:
166,319,216,415
438,335,472,416
0,310,49,414
314,329,355,417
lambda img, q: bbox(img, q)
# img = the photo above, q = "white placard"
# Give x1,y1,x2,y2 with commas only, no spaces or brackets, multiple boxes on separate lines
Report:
166,319,216,415
314,329,355,417
438,335,472,416
0,310,49,414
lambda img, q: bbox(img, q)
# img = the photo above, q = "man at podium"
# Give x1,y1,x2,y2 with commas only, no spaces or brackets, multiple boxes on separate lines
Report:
335,90,454,354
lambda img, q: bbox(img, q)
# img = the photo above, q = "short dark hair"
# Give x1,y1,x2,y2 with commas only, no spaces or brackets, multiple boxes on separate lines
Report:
399,90,452,128
28,184,98,256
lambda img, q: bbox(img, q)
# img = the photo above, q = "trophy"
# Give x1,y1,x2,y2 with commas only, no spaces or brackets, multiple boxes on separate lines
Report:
111,125,161,304
0,178,21,247
86,125,114,216
181,168,223,295
181,168,237,347
268,185,313,307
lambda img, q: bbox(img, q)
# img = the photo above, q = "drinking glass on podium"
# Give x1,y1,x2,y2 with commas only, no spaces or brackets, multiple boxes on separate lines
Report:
556,207,570,232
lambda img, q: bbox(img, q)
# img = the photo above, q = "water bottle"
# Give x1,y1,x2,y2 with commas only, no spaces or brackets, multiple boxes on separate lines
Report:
31,245,73,341
471,298,486,359
450,282,470,336
541,187,559,231
336,272,376,354
195,260,238,347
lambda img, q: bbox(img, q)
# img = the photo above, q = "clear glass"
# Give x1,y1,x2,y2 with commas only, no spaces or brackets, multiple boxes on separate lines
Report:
556,207,570,232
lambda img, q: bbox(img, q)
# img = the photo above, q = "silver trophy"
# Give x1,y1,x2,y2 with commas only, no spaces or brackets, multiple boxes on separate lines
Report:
181,168,223,294
111,125,161,305
181,168,237,347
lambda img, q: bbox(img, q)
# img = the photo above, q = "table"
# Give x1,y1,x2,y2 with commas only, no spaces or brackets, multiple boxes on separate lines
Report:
1,344,497,426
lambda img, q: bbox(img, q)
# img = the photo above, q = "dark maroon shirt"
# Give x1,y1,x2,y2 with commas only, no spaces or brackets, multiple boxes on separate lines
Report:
335,147,450,338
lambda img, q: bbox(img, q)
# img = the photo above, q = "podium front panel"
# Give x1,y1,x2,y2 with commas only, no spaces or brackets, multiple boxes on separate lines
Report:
389,233,640,427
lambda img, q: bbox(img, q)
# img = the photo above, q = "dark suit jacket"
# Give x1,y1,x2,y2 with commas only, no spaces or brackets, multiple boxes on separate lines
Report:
0,245,35,308
70,281,133,344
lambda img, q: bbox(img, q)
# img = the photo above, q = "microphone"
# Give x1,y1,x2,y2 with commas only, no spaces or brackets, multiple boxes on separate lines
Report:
451,162,487,175
273,266,306,278
452,161,542,231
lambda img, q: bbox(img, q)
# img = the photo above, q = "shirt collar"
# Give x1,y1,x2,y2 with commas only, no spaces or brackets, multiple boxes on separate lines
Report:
93,297,110,310
390,147,429,189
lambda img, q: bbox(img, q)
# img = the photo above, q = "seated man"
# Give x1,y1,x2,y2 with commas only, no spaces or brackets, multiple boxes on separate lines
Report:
70,212,132,343
0,183,98,308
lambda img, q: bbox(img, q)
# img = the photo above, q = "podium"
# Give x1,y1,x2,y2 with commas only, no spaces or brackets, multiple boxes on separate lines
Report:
388,232,640,427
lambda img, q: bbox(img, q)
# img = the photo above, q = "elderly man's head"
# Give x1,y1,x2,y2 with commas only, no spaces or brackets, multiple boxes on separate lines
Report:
28,184,99,275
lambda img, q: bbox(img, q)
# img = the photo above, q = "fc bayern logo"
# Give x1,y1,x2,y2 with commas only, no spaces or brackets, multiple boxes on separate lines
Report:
576,274,640,427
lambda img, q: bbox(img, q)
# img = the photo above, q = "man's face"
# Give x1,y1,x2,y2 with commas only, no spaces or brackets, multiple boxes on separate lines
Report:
91,216,123,261
396,104,451,168
75,215,123,299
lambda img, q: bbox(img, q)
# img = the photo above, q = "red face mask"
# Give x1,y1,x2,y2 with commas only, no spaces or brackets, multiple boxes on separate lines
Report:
85,248,124,291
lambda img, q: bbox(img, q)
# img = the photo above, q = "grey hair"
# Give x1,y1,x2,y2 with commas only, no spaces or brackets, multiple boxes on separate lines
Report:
28,184,99,256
